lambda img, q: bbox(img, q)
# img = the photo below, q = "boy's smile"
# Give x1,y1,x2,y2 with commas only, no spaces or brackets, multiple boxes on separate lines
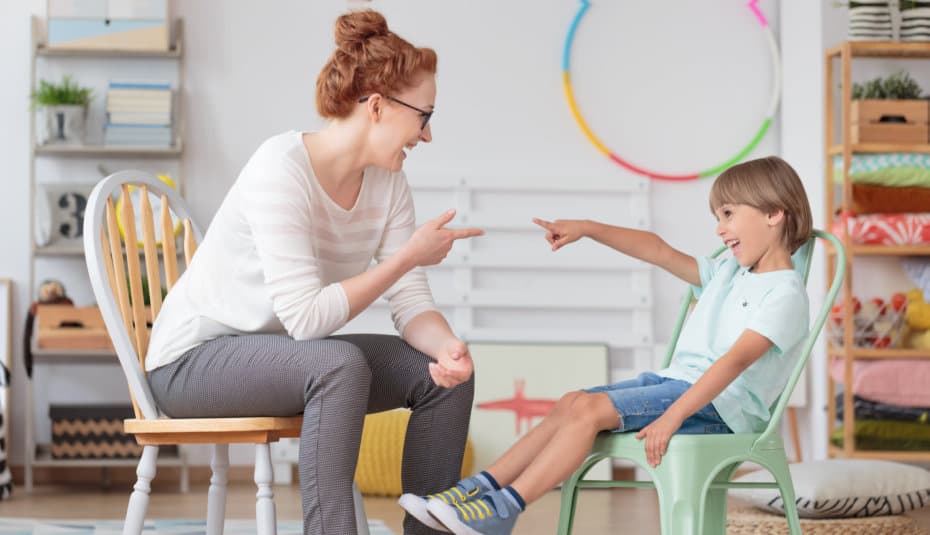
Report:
714,203,792,273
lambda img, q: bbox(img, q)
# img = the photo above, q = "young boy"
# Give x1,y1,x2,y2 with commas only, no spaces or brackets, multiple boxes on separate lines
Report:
399,156,813,535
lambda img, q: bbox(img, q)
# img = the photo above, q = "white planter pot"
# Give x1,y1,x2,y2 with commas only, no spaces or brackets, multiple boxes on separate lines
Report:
42,104,87,145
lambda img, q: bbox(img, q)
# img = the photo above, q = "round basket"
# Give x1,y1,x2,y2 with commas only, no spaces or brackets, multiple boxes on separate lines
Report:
727,506,925,535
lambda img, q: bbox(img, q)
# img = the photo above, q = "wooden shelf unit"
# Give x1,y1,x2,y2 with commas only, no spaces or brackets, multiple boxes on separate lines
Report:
824,40,930,461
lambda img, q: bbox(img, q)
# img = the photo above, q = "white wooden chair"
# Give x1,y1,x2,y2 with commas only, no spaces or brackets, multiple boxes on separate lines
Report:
83,171,369,535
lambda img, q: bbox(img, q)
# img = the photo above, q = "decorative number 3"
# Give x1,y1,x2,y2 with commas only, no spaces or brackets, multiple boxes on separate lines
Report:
58,192,87,239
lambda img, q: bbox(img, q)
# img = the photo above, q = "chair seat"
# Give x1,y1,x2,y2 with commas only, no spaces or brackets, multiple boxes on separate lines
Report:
125,416,303,445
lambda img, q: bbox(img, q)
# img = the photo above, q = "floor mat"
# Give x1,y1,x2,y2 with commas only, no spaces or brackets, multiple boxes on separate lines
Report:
0,518,395,534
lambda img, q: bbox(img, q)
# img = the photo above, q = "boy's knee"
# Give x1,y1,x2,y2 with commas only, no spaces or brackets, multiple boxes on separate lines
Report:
569,392,617,429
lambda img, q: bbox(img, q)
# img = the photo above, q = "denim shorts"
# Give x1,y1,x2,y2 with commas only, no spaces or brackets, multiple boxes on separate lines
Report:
585,372,732,435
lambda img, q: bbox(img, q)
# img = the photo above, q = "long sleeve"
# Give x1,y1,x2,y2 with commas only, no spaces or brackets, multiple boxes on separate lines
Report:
374,175,437,336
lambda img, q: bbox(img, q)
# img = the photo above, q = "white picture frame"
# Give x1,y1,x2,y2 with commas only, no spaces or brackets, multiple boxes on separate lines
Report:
468,342,612,482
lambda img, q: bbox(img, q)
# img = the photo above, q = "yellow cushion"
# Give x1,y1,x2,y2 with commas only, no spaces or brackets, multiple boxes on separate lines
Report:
354,409,474,497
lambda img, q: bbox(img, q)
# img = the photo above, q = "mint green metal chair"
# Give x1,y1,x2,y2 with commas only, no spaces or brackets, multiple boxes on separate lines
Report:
557,230,845,535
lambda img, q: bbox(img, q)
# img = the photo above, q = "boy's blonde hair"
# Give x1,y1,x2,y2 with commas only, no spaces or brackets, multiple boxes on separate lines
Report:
709,156,813,253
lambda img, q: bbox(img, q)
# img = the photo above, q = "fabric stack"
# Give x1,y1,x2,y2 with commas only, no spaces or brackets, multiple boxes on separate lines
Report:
104,80,173,148
834,393,930,451
848,1,893,41
832,153,930,246
900,1,930,42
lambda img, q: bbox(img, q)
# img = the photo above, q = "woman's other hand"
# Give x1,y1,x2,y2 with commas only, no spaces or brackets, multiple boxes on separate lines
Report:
532,218,588,252
429,338,474,388
404,209,483,267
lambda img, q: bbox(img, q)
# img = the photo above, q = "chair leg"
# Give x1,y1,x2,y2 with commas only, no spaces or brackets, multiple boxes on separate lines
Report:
122,445,158,535
207,443,229,535
557,454,607,535
353,482,370,535
701,464,740,535
766,456,802,535
255,443,277,535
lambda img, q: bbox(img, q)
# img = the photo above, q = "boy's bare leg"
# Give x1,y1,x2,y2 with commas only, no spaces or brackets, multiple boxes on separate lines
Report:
510,392,620,504
484,391,585,486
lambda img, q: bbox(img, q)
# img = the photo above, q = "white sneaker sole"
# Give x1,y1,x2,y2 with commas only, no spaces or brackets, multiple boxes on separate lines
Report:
426,498,483,535
398,493,451,533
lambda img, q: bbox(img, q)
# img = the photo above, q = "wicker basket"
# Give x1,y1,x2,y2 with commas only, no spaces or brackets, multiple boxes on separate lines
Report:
727,505,926,535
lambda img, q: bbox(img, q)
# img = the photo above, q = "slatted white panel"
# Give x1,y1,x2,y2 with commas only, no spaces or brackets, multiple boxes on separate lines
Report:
337,176,653,381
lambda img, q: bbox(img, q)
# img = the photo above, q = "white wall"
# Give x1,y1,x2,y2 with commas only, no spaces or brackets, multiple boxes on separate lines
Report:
1,0,842,468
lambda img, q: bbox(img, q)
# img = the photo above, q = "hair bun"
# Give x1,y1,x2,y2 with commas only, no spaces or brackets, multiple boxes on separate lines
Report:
335,10,390,49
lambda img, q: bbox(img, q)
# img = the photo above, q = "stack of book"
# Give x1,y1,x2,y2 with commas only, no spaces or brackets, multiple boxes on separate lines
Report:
104,80,173,147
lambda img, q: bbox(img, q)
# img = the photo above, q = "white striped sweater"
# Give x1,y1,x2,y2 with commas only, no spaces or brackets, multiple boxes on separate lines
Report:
145,131,436,371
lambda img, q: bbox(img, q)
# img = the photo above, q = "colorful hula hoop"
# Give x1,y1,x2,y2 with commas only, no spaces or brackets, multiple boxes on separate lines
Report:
562,0,781,181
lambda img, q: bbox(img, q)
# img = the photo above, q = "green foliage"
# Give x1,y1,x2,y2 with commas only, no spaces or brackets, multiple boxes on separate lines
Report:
30,75,94,108
852,71,924,100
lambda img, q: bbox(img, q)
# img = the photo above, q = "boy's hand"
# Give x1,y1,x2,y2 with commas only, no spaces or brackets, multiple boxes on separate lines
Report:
532,218,587,251
636,413,684,467
429,338,474,388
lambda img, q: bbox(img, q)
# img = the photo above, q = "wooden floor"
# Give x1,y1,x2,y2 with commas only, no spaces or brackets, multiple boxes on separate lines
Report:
0,482,929,534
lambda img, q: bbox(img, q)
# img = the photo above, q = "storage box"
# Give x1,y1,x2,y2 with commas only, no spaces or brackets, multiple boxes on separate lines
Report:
46,0,169,51
852,99,929,143
49,404,141,459
36,305,112,350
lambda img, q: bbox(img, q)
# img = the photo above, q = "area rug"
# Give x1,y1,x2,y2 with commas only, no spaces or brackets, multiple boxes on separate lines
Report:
727,506,927,535
0,518,394,534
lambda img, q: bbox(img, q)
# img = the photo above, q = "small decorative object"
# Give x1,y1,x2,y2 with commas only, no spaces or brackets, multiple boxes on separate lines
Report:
847,0,893,41
900,1,930,42
30,76,94,145
36,182,98,252
828,293,908,348
47,0,169,51
851,71,928,144
22,280,73,379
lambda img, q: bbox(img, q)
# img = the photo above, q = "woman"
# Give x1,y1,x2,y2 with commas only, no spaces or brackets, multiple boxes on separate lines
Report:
146,10,481,535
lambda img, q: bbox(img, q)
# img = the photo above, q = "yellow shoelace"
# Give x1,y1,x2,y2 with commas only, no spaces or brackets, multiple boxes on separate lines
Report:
429,485,480,505
453,499,493,521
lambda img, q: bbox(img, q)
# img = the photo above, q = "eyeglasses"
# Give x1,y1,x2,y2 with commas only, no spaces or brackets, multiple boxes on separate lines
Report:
358,95,433,130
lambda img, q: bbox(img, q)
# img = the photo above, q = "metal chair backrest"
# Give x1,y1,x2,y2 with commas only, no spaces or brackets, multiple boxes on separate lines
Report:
83,171,202,420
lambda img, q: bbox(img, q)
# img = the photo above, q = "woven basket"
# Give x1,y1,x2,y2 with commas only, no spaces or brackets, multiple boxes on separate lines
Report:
354,409,474,497
726,506,926,535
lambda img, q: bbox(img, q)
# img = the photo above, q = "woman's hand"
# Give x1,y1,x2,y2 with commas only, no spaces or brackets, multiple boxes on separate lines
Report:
636,412,684,467
429,338,474,388
403,209,483,267
532,218,588,251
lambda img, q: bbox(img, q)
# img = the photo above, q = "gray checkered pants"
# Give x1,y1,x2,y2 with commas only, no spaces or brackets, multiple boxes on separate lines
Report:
148,333,474,535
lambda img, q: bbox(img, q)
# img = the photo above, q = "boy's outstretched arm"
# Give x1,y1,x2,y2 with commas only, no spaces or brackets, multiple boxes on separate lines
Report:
532,218,700,286
636,329,773,467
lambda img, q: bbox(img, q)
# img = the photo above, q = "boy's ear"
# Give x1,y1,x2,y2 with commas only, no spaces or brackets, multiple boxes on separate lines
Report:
766,209,785,226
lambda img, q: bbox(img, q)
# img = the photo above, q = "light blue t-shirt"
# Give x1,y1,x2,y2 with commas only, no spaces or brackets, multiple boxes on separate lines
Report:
657,255,809,434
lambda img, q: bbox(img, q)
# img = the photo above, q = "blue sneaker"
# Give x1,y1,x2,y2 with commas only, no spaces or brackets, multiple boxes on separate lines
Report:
398,476,493,532
426,490,521,535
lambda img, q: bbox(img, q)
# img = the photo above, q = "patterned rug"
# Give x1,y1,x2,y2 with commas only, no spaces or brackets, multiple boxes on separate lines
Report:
0,518,394,534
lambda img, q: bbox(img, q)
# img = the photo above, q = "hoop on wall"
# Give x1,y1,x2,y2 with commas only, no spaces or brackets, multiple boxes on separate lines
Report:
562,0,782,181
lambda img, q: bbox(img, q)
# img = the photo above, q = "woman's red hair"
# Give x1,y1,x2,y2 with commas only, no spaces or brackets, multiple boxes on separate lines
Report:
316,10,437,119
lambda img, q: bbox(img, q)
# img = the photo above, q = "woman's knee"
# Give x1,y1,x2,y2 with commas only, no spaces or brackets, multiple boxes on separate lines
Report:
317,339,372,386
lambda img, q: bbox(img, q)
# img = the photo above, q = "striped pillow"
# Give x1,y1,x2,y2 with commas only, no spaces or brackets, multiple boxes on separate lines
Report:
732,460,930,518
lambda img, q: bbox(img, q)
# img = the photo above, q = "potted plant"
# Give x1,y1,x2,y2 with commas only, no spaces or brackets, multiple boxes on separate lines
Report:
31,75,94,145
851,71,928,144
